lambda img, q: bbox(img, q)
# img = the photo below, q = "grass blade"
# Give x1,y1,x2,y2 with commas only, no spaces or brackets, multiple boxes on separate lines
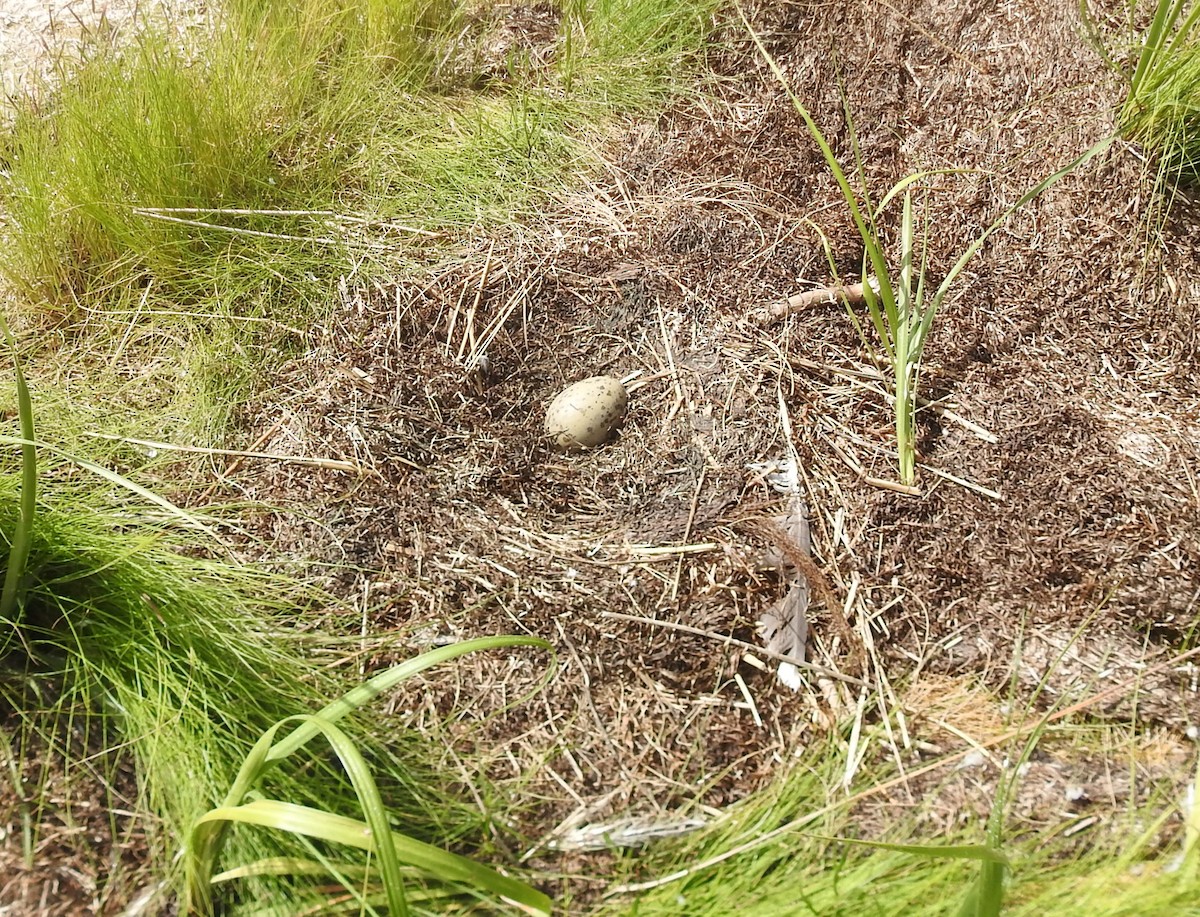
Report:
269,634,552,761
933,137,1114,306
211,856,339,882
260,714,411,916
958,858,1006,917
1131,0,1188,90
0,434,222,542
196,799,552,915
737,4,897,312
187,637,554,914
803,834,1009,863
0,316,36,630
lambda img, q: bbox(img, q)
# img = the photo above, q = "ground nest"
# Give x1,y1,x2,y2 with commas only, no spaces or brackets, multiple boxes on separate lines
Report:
220,0,1200,873
5,0,1200,911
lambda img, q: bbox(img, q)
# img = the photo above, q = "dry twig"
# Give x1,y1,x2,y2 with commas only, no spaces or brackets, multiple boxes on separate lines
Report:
753,280,871,325
83,431,360,472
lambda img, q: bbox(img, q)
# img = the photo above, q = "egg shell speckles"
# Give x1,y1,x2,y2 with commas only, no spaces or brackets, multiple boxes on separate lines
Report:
544,376,629,450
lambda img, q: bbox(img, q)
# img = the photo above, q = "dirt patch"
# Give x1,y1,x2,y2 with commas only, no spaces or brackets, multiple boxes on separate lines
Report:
223,0,1200,888
0,719,150,917
858,675,1194,856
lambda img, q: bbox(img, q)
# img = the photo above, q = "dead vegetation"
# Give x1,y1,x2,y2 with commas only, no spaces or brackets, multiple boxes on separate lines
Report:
215,0,1200,885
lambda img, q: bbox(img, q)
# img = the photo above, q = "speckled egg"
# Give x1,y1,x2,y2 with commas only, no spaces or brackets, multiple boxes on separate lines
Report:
544,376,628,450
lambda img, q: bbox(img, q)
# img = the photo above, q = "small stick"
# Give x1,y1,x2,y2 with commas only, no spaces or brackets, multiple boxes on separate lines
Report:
131,209,339,245
134,206,437,236
657,302,687,431
670,464,706,602
733,671,764,727
198,420,282,503
933,405,998,444
754,279,871,325
84,432,360,471
918,463,1003,501
828,438,922,496
137,206,341,217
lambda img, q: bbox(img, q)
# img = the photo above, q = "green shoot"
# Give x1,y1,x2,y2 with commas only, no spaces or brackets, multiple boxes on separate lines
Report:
807,830,1010,913
185,636,554,917
956,776,1009,917
741,6,1112,486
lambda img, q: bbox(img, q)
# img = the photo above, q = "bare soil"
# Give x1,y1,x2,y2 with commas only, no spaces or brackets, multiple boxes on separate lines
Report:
0,719,150,916
0,0,205,109
5,0,1200,912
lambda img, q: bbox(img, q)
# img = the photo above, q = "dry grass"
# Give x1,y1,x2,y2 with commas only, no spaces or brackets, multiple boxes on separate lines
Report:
203,5,1200,908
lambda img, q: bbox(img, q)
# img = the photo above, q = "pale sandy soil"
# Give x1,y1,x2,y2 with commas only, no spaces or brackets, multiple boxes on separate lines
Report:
0,0,205,106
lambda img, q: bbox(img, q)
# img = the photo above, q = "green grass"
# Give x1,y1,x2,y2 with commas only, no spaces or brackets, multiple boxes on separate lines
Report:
596,607,1200,917
0,327,548,910
0,0,717,453
0,454,565,912
0,461,519,898
185,637,553,916
1083,0,1200,183
598,720,1196,917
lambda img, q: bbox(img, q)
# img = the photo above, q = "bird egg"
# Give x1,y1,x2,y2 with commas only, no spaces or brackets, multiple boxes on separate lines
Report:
544,376,628,450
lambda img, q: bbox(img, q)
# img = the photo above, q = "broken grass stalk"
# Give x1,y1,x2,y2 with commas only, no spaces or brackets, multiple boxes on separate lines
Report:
186,635,555,917
741,6,1113,486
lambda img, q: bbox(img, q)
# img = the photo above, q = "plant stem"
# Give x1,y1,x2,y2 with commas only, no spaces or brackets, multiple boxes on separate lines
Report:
895,362,916,487
0,314,36,630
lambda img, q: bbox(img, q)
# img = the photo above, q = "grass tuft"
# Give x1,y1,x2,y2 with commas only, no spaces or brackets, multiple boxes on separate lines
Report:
0,0,715,310
1083,0,1200,184
599,723,1196,917
0,0,716,455
0,460,530,906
